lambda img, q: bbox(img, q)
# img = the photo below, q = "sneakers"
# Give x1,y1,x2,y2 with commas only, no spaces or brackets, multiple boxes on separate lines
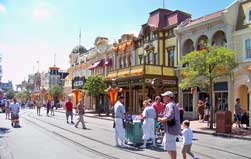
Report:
71,121,74,124
67,121,69,124
83,127,87,129
75,125,78,128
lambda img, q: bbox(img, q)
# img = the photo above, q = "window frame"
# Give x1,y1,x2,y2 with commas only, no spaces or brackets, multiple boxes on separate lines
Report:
245,38,251,59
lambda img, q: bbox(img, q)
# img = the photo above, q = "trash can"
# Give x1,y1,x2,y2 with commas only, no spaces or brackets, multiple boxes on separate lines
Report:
125,121,143,146
216,111,232,133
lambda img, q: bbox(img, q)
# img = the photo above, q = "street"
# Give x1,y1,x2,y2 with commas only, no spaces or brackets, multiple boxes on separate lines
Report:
0,109,250,159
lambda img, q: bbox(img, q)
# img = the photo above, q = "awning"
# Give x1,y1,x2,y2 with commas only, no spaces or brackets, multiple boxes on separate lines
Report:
88,60,103,70
105,58,112,66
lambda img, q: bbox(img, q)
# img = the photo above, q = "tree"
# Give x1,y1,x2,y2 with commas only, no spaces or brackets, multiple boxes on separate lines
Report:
16,90,30,102
83,75,106,113
48,85,63,102
6,89,15,99
179,46,237,129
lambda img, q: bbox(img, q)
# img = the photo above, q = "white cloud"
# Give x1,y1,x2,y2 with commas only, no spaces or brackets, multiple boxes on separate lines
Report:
32,2,53,21
0,4,6,13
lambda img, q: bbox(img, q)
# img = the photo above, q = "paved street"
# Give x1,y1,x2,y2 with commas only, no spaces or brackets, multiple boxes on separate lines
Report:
0,109,251,159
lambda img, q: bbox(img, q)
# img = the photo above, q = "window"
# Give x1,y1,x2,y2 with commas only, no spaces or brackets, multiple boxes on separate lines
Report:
183,93,193,112
149,52,154,64
139,55,143,64
245,39,251,59
249,9,251,22
167,48,175,67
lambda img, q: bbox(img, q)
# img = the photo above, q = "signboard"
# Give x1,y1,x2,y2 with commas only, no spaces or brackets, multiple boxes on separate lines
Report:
72,76,85,89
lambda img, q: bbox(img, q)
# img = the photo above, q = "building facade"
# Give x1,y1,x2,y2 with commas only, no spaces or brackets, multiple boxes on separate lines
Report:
232,0,251,124
106,9,191,114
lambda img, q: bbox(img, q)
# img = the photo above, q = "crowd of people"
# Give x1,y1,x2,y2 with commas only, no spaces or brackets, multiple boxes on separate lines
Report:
114,91,198,159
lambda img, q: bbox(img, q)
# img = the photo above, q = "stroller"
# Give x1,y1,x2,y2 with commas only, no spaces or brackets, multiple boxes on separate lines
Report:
11,113,20,128
155,121,165,144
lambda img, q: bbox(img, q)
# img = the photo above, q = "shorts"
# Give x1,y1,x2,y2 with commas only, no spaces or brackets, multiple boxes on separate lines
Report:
162,133,177,151
181,144,192,153
11,113,19,120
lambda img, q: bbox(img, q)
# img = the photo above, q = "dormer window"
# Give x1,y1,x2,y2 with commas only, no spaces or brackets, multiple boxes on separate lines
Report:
245,7,251,24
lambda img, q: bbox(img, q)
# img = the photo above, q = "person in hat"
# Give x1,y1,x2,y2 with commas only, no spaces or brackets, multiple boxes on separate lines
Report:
114,95,127,147
158,91,181,159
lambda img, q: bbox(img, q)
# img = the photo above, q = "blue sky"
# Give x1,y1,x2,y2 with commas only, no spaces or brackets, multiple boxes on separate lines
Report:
0,0,234,86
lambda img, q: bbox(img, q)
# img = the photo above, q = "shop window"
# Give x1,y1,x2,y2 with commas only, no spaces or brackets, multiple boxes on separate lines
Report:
149,52,154,64
215,92,228,111
139,55,143,64
245,39,251,59
183,93,193,112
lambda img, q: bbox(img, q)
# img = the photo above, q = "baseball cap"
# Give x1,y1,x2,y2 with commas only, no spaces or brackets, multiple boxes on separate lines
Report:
161,91,174,97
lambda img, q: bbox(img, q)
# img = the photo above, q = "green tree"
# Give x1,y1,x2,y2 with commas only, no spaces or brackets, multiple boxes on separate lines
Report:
6,89,15,99
16,90,30,102
83,75,106,113
179,46,237,129
48,85,63,101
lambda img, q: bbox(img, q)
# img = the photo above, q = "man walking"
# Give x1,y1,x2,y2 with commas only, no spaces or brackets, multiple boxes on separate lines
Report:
158,91,181,159
75,100,87,129
10,97,20,127
114,95,126,147
65,97,74,124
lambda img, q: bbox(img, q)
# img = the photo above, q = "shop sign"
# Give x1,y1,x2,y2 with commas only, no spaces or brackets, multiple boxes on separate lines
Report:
163,80,177,85
72,76,85,89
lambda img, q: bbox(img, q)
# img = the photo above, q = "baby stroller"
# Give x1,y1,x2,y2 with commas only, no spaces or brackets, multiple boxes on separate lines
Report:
155,121,165,144
11,113,20,128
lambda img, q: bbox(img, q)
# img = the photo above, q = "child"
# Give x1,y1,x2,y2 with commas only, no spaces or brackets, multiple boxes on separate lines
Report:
181,120,198,159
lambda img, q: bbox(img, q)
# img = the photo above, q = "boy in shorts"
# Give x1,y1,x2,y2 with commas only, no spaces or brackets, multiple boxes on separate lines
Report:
181,120,198,159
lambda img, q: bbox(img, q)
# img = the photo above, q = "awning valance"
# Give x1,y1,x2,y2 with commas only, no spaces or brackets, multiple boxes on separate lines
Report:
88,60,103,70
105,58,112,66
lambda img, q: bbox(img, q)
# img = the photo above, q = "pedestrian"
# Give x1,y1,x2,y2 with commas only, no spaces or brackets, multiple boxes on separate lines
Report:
196,100,204,122
75,100,87,129
177,103,184,124
50,100,55,116
181,120,198,159
234,98,243,128
141,100,156,148
10,97,20,127
5,100,10,120
46,100,51,116
65,97,74,124
158,91,181,159
114,95,126,147
152,96,165,119
203,97,210,122
36,98,42,116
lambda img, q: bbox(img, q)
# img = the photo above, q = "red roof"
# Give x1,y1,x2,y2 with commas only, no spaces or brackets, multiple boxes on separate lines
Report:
139,8,191,37
185,10,224,27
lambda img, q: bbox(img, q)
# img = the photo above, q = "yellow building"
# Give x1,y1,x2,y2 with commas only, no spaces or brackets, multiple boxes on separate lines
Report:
106,9,191,114
232,0,251,124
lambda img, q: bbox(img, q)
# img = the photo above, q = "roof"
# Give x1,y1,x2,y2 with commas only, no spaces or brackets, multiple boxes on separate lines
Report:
139,8,191,36
184,10,224,28
71,45,88,54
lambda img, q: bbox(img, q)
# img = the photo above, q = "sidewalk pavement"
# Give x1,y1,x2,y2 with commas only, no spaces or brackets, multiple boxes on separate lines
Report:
56,108,251,141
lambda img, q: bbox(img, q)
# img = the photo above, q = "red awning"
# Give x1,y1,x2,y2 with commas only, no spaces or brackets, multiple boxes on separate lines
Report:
105,58,112,66
88,60,104,70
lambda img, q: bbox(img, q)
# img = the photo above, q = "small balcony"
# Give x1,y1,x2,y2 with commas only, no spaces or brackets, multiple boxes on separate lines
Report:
106,65,175,80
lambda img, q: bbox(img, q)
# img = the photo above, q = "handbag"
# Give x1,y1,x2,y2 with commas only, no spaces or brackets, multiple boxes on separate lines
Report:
167,105,176,127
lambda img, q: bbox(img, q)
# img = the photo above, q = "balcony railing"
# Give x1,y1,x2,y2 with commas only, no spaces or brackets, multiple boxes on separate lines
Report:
106,64,175,80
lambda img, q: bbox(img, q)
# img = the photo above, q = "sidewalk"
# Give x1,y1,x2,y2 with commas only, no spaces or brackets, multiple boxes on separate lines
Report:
56,108,251,141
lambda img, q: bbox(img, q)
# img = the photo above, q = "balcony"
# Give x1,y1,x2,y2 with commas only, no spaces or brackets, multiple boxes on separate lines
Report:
106,65,175,80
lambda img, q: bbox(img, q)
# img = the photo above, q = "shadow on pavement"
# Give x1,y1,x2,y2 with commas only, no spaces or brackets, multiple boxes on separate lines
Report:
0,127,10,138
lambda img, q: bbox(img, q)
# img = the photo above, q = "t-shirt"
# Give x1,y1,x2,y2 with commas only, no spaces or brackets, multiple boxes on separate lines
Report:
114,101,125,118
10,102,20,115
143,106,156,119
152,102,165,116
77,104,85,115
164,101,181,135
182,128,193,145
65,101,73,112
